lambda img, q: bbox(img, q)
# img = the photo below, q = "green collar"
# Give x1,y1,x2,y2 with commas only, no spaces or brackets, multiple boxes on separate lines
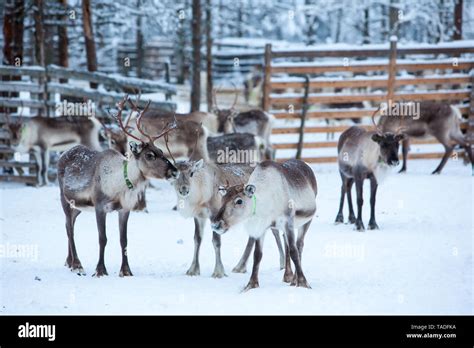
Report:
251,195,257,215
123,160,134,190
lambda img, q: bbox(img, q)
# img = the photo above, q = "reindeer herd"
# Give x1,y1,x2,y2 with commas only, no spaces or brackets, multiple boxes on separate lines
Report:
3,92,472,291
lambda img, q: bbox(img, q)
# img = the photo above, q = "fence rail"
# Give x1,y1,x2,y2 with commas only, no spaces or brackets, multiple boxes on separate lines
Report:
0,64,178,185
262,40,474,163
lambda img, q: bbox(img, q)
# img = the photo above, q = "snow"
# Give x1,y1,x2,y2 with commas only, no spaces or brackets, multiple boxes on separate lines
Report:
271,58,474,68
0,160,471,314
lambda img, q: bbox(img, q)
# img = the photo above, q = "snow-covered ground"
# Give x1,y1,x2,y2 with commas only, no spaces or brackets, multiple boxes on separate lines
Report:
0,159,472,315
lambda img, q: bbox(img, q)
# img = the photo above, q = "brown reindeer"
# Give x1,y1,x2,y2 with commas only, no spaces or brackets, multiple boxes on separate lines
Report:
335,109,405,231
57,96,178,277
212,87,274,159
378,101,472,174
103,99,210,163
4,111,102,186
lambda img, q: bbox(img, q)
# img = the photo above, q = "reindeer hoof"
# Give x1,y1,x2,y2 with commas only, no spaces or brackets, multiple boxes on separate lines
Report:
186,267,200,276
431,170,441,175
119,266,133,277
355,221,365,231
283,272,294,283
348,215,356,224
398,168,406,173
368,222,379,230
232,265,247,273
334,214,344,224
66,258,85,275
242,281,259,292
211,271,227,279
93,265,108,278
296,278,312,289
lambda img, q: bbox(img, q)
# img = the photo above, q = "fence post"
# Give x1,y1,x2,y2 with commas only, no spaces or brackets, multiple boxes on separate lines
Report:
296,75,310,160
164,61,171,101
387,36,397,105
262,44,272,111
469,70,474,174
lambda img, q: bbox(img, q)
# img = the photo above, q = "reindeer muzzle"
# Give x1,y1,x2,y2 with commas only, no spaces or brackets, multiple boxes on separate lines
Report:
211,221,227,235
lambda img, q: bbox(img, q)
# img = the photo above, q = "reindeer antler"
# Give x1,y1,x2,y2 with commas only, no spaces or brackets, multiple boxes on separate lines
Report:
212,82,239,113
371,105,383,134
112,95,143,142
189,122,201,160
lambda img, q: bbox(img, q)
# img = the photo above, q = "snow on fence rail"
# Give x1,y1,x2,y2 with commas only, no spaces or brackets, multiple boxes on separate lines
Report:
261,40,474,163
0,64,178,185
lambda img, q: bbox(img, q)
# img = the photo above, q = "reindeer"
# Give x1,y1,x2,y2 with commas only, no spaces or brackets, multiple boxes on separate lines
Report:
174,159,286,278
211,159,317,291
143,109,219,133
335,109,405,231
103,99,210,163
207,133,264,164
4,111,102,185
378,101,472,174
57,96,178,277
212,87,274,159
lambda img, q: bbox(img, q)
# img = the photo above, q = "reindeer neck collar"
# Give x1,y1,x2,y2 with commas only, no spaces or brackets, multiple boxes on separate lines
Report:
123,160,134,190
251,195,257,216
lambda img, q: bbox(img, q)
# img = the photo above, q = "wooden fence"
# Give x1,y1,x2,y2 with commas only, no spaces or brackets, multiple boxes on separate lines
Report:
261,40,474,163
0,64,177,185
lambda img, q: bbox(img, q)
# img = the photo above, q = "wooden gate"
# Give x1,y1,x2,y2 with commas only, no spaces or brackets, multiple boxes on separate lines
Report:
261,40,474,163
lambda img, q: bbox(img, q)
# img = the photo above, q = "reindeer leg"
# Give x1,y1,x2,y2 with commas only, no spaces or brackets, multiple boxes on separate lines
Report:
297,220,311,261
211,231,227,278
432,143,453,174
398,138,409,173
32,149,42,186
186,217,205,276
232,237,254,273
335,173,346,224
368,174,379,230
282,234,293,283
286,217,310,288
243,236,264,292
271,228,285,270
118,210,133,277
354,177,365,231
346,178,356,224
42,148,50,185
93,207,108,277
61,195,84,274
452,134,473,173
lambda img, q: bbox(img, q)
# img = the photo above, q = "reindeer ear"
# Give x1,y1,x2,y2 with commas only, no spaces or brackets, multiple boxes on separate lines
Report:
129,141,143,155
395,134,406,142
244,184,256,198
193,159,204,172
218,185,227,196
371,134,383,143
99,128,108,140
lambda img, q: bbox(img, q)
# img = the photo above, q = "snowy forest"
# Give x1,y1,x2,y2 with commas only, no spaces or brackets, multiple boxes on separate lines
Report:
0,0,473,319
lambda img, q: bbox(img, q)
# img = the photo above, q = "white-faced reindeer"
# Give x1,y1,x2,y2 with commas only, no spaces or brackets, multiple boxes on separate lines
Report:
212,88,274,159
173,159,286,278
4,112,102,185
335,109,405,231
211,159,317,291
57,96,178,277
378,101,472,174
